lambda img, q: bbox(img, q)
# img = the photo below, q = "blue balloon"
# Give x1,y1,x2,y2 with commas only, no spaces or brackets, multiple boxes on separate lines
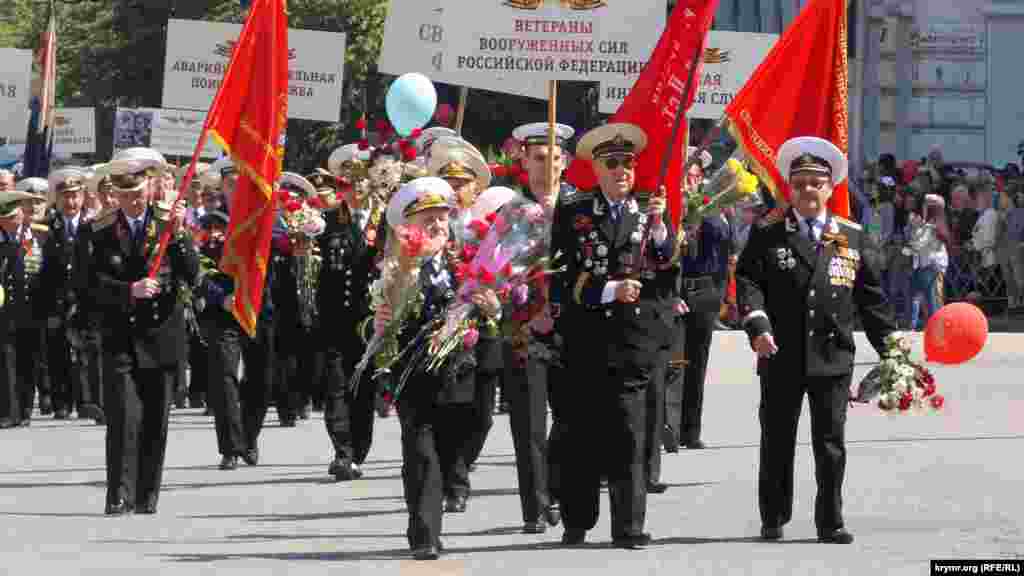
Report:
385,73,437,137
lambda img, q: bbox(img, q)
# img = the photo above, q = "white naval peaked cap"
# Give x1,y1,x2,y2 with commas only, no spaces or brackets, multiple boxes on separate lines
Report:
210,155,236,177
0,189,43,217
511,122,575,147
327,144,372,175
470,186,519,221
15,177,48,196
775,136,848,187
427,136,492,190
47,167,86,205
278,172,317,199
86,164,112,195
386,176,454,230
576,123,648,161
108,147,169,177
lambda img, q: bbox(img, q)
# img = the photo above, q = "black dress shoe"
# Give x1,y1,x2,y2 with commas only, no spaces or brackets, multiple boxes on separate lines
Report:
328,458,361,481
646,482,669,494
561,528,586,546
522,521,547,534
39,396,53,415
613,532,652,550
136,501,158,515
105,500,132,515
760,525,783,541
18,418,30,427
280,419,297,428
543,504,561,526
685,440,706,449
444,495,467,513
818,528,854,544
0,418,18,429
412,545,440,560
219,455,239,470
53,409,69,420
241,449,259,466
94,410,106,425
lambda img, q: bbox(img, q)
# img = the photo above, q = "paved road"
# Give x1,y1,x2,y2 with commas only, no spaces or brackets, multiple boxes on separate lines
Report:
1,333,1022,575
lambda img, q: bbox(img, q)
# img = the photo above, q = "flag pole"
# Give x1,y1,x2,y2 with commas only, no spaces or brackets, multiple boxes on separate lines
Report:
455,86,470,134
546,80,558,206
146,4,260,279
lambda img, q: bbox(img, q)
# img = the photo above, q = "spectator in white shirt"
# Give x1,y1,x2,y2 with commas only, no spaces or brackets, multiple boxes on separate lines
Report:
905,195,949,330
971,185,1000,297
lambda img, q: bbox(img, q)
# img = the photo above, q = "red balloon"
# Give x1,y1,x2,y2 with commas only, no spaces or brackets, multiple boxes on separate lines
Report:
924,303,988,364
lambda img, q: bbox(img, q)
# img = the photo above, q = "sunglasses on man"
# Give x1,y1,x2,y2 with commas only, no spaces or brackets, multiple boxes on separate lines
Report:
601,155,636,171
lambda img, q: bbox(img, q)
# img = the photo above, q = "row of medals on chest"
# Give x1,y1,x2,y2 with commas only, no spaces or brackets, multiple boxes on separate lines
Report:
577,202,648,277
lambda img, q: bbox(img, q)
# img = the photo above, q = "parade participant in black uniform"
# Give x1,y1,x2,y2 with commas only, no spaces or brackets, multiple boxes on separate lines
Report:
272,172,325,427
674,149,730,453
502,121,576,533
14,179,52,426
318,144,385,481
86,147,198,514
0,189,46,429
192,210,229,413
373,177,502,560
38,168,95,420
736,136,897,544
202,157,284,471
553,123,679,549
426,135,498,478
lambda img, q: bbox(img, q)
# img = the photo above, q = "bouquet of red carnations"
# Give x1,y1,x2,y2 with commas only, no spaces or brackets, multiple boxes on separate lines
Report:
853,333,945,413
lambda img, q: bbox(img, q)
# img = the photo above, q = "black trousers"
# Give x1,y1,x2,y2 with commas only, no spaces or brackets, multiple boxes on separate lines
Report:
323,334,376,465
0,337,18,422
644,349,668,484
207,315,275,458
758,372,850,534
663,320,686,448
504,344,554,523
13,327,46,420
46,321,77,413
680,306,717,444
104,355,170,509
187,332,207,407
397,396,473,549
74,329,103,411
464,360,497,468
561,370,647,540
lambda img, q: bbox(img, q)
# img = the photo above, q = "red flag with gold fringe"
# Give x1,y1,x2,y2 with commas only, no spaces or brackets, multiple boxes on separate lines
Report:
723,0,850,218
207,0,289,337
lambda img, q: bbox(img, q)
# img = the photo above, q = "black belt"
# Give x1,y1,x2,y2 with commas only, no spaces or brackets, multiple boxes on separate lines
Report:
682,275,715,292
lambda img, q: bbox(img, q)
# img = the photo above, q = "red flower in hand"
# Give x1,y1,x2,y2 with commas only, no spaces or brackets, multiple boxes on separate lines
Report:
397,225,427,259
469,219,490,239
358,139,370,151
501,262,512,277
923,382,937,397
517,172,530,187
480,268,497,285
508,164,522,177
355,117,367,130
375,119,390,133
461,244,478,262
898,393,913,411
930,395,945,409
402,146,418,162
285,200,303,213
492,165,508,178
454,262,471,283
410,128,423,139
485,212,498,224
702,195,711,205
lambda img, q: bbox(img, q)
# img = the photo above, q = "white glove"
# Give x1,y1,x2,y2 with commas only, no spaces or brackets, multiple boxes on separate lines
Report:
131,278,160,300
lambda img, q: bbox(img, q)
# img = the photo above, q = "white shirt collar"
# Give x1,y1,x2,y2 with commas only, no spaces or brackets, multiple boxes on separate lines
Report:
797,211,829,238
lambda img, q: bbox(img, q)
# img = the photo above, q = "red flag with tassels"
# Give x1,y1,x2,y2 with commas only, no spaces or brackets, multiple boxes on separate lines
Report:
207,0,289,337
723,0,850,218
564,0,719,225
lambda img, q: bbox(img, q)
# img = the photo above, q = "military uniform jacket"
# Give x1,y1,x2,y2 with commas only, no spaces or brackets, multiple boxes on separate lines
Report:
551,190,678,379
316,207,378,344
735,208,897,378
0,232,30,335
36,212,82,323
87,206,199,369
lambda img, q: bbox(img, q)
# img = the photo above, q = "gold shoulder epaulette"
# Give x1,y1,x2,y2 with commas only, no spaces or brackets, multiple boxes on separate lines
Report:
757,207,785,228
834,216,862,231
93,209,118,231
30,223,49,234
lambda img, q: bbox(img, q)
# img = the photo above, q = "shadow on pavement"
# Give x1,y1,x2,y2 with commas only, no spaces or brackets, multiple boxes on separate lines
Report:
186,507,409,522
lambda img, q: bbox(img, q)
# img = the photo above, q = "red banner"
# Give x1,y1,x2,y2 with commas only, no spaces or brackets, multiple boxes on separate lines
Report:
565,0,719,226
207,0,289,337
723,0,849,218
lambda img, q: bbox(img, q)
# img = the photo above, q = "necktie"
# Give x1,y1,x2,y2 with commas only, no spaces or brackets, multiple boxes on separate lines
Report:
806,218,817,243
611,203,622,222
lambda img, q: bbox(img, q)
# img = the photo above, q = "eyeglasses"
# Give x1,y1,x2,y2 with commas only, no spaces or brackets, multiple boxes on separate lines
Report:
601,155,635,171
